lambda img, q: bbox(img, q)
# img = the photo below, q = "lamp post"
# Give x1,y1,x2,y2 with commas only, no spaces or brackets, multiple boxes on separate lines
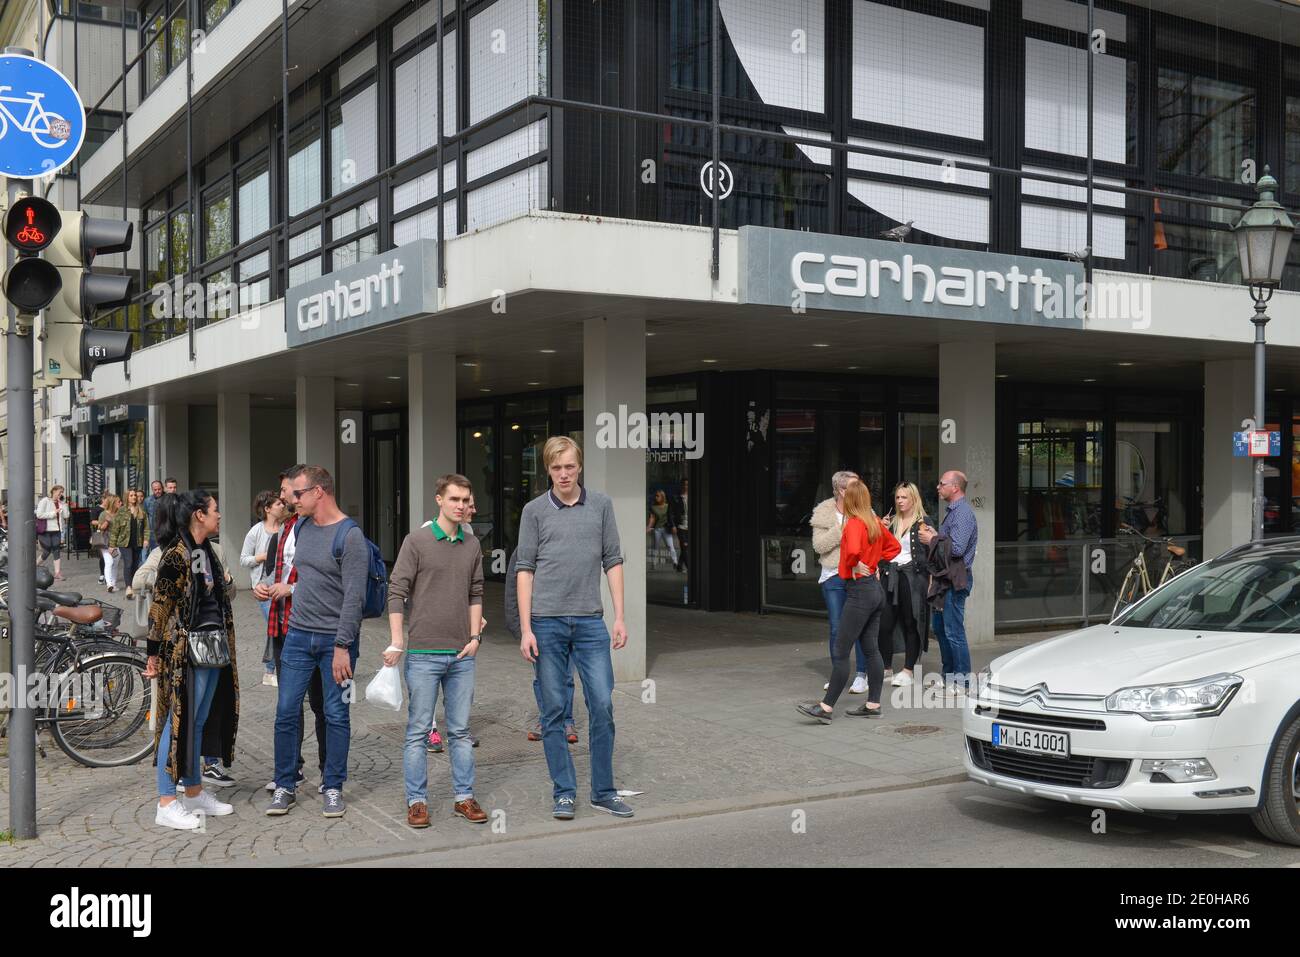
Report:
1231,167,1296,541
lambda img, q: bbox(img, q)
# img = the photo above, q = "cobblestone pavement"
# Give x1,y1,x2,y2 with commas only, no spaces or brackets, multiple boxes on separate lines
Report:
0,553,1051,866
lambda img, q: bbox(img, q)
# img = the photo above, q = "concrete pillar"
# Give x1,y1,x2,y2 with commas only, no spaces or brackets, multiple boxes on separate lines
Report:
217,392,253,588
408,351,457,532
159,402,189,488
938,341,996,644
583,316,647,683
1203,359,1253,559
296,376,336,475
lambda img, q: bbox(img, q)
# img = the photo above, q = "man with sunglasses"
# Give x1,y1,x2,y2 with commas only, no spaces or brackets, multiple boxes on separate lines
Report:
267,464,368,819
919,470,978,695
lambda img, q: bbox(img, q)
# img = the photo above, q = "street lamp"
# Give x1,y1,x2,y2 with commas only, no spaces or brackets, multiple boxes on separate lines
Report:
1231,167,1296,541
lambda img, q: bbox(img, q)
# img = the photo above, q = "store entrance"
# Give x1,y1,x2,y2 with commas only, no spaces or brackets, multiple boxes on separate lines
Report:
366,411,407,564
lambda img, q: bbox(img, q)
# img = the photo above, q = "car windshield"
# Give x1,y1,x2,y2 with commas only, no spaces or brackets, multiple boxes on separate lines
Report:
1117,551,1300,634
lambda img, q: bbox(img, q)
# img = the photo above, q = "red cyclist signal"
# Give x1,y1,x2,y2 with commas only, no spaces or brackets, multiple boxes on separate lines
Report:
4,196,60,252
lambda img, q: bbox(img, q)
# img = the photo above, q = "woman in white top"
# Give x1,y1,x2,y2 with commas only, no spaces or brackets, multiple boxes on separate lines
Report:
880,482,932,687
34,484,71,580
811,470,873,694
241,490,286,683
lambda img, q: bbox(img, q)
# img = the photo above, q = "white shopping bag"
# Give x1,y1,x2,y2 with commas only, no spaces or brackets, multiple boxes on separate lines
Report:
365,664,404,711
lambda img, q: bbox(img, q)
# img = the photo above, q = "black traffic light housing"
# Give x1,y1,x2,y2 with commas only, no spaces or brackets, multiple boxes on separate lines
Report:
2,197,63,314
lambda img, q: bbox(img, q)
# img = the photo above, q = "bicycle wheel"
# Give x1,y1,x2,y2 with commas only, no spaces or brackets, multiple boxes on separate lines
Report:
49,652,155,768
1112,566,1142,619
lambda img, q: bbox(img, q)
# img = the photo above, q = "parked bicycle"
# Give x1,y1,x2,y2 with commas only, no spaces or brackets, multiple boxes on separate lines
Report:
1111,523,1197,619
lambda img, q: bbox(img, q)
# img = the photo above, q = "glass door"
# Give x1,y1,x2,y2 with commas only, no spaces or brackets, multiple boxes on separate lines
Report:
501,398,551,556
366,413,407,564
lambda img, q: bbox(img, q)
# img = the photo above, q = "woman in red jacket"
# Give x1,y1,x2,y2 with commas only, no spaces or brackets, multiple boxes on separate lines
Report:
798,481,900,722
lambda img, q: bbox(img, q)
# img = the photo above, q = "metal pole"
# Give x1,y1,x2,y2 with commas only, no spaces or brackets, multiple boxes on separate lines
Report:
1252,295,1269,541
709,0,719,281
436,0,445,287
6,175,38,840
1085,0,1094,282
281,0,289,303
186,0,195,360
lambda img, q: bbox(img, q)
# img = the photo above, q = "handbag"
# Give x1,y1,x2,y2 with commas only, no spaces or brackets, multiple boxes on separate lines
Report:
35,517,49,534
89,528,107,548
186,627,232,668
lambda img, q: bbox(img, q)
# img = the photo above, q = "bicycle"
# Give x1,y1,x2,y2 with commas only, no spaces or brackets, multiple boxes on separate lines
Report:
0,85,70,149
1111,524,1197,619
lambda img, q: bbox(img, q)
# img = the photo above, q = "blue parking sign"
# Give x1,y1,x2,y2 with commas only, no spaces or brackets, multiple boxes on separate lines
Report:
0,54,85,178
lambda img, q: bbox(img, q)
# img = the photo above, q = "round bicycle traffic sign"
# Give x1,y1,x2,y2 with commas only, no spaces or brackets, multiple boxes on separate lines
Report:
0,54,86,178
700,160,734,200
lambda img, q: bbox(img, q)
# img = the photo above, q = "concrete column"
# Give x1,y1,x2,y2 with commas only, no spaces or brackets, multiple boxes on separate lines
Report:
217,392,253,588
159,402,190,488
1203,359,1253,558
583,316,646,683
147,403,161,483
408,351,457,532
296,376,336,475
938,341,996,644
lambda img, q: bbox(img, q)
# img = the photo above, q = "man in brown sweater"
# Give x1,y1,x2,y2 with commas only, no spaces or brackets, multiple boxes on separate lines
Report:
383,473,487,828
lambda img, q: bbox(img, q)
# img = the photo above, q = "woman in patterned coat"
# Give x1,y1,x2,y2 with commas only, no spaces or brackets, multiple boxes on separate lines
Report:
143,489,240,831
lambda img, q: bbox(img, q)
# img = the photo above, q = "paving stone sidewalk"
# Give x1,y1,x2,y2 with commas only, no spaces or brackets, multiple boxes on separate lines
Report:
0,553,1055,866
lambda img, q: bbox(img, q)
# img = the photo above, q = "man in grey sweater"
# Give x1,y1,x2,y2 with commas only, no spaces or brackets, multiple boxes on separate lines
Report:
517,436,632,821
268,464,369,819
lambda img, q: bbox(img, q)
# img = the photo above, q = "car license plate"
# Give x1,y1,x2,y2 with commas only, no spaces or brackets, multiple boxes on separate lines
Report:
991,723,1070,758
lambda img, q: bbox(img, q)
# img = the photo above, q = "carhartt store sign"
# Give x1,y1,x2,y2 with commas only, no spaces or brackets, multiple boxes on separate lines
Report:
738,226,1087,329
286,239,439,347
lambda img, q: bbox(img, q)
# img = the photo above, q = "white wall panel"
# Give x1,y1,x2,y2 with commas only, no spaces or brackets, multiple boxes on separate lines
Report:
720,0,825,113
469,0,543,125
1025,38,1127,162
1022,204,1125,258
847,179,989,243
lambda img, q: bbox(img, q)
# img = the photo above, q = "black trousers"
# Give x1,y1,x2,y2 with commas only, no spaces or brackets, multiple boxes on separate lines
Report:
879,570,922,672
825,576,885,707
271,633,327,774
120,546,140,591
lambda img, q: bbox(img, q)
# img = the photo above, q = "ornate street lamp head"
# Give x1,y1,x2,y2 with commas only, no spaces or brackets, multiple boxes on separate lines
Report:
1231,167,1296,295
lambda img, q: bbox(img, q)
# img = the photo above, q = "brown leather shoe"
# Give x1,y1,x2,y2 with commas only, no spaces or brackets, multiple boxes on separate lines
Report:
454,798,488,824
407,802,430,828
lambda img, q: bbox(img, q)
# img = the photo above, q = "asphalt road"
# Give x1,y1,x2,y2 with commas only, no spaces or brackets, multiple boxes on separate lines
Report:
337,780,1300,869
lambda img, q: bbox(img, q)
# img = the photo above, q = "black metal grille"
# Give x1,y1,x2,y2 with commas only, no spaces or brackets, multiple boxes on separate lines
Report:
968,738,1130,789
974,706,1106,732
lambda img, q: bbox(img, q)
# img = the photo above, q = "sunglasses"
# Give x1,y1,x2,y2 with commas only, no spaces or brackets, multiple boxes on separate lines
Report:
290,485,320,500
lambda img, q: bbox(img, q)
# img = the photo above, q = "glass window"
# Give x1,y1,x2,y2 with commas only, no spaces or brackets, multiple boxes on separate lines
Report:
329,84,378,197
1016,418,1104,539
169,207,190,278
204,268,233,321
143,12,166,93
289,257,322,288
394,32,457,162
1286,96,1300,195
236,122,269,161
899,412,940,519
331,199,379,237
331,234,378,270
460,422,495,565
204,0,231,29
289,120,322,216
1157,69,1255,183
203,185,232,261
468,0,545,124
144,222,167,290
239,250,270,280
169,1,189,70
1118,552,1300,635
290,225,321,259
1115,419,1187,537
237,155,270,243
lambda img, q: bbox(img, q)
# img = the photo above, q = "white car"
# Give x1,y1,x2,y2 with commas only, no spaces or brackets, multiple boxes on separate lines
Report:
963,538,1300,845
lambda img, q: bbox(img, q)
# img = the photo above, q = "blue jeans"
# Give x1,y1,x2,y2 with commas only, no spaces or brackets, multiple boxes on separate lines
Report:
932,576,973,685
157,665,220,797
533,660,575,728
404,654,476,803
257,600,275,671
822,576,867,675
532,615,616,802
274,627,358,791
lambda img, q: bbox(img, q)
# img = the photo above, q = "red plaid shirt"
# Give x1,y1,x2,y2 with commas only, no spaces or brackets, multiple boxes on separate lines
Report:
267,514,299,641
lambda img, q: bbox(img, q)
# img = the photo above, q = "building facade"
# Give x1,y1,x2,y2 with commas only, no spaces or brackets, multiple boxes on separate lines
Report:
6,0,1300,680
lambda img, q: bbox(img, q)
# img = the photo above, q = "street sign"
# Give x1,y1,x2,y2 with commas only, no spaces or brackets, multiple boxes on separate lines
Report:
0,54,86,178
1233,430,1281,457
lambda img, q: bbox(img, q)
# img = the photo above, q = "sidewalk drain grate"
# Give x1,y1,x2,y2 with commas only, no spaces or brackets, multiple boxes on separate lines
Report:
895,724,942,736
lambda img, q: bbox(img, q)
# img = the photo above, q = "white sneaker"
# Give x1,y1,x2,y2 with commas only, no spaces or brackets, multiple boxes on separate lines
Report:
262,672,275,686
182,789,234,817
156,799,202,831
823,682,829,691
883,668,894,679
849,676,868,694
891,670,914,687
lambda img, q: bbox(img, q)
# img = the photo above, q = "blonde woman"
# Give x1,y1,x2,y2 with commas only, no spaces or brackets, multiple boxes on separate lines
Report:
109,488,150,600
798,481,900,722
35,484,71,580
880,482,933,687
95,493,122,592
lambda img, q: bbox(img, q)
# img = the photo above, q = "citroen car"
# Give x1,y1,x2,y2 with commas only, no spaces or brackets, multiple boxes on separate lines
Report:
963,537,1300,845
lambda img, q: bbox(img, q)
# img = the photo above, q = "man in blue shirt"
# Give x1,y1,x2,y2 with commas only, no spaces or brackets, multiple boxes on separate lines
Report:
919,470,977,694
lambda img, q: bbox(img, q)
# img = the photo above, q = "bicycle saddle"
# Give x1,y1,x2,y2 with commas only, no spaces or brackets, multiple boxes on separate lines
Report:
35,567,53,589
38,589,83,606
53,604,103,625
1166,542,1187,557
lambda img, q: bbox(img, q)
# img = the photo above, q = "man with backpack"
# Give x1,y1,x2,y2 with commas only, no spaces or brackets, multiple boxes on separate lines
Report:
268,464,383,819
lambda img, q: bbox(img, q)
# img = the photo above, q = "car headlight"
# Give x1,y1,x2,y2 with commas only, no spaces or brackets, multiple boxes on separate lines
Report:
1105,674,1242,721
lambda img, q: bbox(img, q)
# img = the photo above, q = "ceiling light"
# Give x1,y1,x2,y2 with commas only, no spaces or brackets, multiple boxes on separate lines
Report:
345,382,360,387
645,332,655,337
846,366,859,370
996,374,1009,379
386,375,401,380
461,362,478,368
701,359,718,364
480,388,492,392
527,381,541,386
540,349,557,354
1115,362,1134,367
1083,378,1097,383
511,423,520,430
472,431,482,439
812,343,830,347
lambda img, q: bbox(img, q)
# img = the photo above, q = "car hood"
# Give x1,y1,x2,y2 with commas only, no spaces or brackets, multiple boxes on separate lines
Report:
988,625,1300,696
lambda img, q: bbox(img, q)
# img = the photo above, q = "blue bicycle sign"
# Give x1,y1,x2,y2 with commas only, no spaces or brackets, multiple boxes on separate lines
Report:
0,54,85,178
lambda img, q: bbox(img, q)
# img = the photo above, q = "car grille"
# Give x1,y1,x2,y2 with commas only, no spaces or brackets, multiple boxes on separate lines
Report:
968,738,1130,789
973,705,1106,732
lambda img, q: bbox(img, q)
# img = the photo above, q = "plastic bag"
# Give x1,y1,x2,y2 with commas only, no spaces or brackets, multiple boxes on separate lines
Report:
365,664,403,711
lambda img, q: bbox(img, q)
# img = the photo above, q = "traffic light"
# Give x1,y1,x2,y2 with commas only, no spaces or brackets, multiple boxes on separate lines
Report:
1,196,135,382
2,196,62,314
